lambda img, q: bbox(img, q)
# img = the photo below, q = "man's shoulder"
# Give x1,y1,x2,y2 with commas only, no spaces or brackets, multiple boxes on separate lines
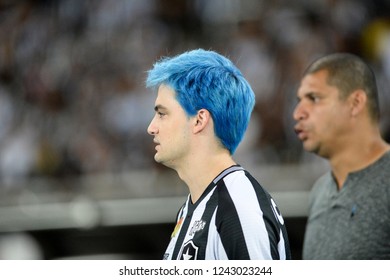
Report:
311,172,332,192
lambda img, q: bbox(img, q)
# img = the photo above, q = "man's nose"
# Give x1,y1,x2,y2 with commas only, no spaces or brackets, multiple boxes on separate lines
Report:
293,102,307,121
147,118,157,135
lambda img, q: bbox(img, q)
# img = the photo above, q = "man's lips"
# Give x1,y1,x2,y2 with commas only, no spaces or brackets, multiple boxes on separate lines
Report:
294,126,307,141
153,139,160,150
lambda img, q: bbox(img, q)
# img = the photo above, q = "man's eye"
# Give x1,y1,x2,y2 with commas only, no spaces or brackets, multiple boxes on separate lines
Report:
157,112,166,117
308,95,320,103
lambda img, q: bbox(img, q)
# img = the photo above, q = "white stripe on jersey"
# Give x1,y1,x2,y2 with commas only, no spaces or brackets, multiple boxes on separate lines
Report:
278,228,287,260
205,209,229,259
163,200,189,259
223,170,272,259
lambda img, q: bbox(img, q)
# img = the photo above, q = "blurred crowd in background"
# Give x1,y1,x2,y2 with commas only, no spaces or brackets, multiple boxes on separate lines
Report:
1,0,390,187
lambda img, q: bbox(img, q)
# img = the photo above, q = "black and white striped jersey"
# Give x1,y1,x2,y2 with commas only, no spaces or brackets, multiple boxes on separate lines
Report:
163,165,291,260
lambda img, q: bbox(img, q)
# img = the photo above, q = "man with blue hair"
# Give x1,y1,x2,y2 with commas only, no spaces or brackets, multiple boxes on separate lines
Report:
146,49,291,260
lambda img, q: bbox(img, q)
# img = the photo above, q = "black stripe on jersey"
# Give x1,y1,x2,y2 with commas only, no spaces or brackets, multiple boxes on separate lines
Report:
216,180,250,259
245,171,291,259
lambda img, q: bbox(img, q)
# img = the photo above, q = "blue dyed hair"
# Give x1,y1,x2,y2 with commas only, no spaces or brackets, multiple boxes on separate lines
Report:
146,49,255,154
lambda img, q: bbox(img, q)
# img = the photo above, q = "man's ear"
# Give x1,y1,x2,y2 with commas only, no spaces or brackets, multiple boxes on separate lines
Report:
349,89,367,117
193,109,211,134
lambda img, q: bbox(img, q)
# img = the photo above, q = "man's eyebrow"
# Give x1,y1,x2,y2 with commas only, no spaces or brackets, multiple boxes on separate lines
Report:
154,104,167,111
298,91,316,98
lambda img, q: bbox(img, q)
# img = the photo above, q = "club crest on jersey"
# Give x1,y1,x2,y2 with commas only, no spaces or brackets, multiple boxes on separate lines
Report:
189,220,206,236
179,240,198,260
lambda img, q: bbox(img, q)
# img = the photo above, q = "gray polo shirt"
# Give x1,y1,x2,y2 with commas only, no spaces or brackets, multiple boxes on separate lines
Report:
303,151,390,259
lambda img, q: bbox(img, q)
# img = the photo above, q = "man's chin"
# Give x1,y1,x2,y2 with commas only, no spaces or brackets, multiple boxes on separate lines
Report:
303,142,321,155
302,141,315,152
155,155,177,170
154,154,167,165
154,154,163,163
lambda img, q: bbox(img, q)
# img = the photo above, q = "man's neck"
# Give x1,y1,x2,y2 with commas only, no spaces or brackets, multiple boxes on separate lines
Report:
330,134,390,189
176,152,236,204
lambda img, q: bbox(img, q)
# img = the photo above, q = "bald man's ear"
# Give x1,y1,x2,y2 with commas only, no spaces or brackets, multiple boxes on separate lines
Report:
193,109,211,134
349,90,367,117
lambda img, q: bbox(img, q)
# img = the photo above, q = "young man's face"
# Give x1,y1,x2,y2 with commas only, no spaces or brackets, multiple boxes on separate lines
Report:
147,85,193,168
293,70,352,158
